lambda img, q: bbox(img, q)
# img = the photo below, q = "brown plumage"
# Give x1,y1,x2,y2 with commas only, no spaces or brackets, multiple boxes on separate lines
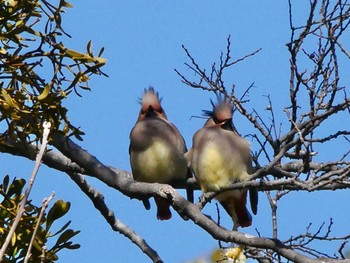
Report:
186,96,258,229
129,87,193,220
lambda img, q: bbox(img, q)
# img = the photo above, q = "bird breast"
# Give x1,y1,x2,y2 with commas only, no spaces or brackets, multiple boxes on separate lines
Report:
130,118,187,183
192,128,250,192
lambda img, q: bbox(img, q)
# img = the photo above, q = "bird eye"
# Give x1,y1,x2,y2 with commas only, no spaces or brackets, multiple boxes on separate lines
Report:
213,116,220,124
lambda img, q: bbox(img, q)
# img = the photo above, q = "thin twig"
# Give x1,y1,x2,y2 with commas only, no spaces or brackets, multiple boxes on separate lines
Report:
24,192,55,263
0,121,51,262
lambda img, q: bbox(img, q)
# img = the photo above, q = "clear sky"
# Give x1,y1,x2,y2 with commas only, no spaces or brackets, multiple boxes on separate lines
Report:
1,1,349,262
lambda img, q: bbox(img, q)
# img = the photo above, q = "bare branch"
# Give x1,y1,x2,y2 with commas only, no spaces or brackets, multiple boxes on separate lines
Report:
66,172,163,263
0,121,51,262
24,193,55,263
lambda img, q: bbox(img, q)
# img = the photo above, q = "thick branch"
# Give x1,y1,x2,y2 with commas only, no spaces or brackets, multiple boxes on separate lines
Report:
1,132,350,262
66,172,163,263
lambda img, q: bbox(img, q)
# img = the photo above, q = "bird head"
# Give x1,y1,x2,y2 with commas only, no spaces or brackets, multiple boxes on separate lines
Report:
203,95,235,131
137,87,168,121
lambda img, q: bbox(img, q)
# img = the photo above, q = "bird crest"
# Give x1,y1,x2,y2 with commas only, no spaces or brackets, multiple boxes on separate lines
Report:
137,87,168,121
203,94,233,123
139,87,163,114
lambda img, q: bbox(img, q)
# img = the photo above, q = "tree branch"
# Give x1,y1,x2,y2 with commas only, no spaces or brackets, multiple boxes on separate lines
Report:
66,171,163,263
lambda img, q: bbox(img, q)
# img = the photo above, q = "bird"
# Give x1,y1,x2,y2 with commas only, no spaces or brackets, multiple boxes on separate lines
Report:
185,95,258,229
129,87,193,220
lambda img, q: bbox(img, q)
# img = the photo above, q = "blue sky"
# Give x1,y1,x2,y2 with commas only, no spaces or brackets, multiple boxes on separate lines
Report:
1,1,350,262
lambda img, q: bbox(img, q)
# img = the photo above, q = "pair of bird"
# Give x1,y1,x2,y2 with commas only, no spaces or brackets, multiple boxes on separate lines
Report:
129,87,257,230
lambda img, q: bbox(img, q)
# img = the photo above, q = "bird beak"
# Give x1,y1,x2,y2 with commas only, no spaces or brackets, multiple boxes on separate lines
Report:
221,118,234,131
145,105,157,118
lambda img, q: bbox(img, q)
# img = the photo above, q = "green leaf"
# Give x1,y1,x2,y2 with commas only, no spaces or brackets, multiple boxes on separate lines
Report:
55,229,80,248
7,177,26,197
1,175,10,193
33,238,43,253
46,200,71,230
87,40,92,55
74,132,84,141
61,0,74,8
45,251,58,261
98,47,105,57
66,243,80,250
49,220,71,237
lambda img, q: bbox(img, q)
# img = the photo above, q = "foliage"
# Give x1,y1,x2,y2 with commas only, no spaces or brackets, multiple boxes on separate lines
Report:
0,175,80,262
0,0,107,143
1,0,350,263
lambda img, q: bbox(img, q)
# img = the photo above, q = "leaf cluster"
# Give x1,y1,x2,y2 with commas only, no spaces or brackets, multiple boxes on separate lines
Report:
0,0,107,143
0,175,80,262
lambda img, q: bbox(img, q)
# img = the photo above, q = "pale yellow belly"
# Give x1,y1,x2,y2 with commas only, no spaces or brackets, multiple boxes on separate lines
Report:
195,142,247,192
131,141,186,183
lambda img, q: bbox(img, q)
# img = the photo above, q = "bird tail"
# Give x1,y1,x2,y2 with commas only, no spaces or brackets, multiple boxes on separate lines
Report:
186,168,194,203
217,191,252,228
154,196,172,220
234,192,252,228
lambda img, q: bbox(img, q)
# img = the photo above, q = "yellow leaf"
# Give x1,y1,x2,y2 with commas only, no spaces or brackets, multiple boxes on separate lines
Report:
211,249,224,262
211,247,246,263
65,48,85,58
1,101,11,110
15,20,24,27
65,48,94,62
7,0,18,7
18,109,32,114
225,247,242,259
63,123,69,135
1,89,16,108
64,48,106,64
96,57,107,64
37,85,50,100
79,75,89,83
11,232,16,246
63,1,74,8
